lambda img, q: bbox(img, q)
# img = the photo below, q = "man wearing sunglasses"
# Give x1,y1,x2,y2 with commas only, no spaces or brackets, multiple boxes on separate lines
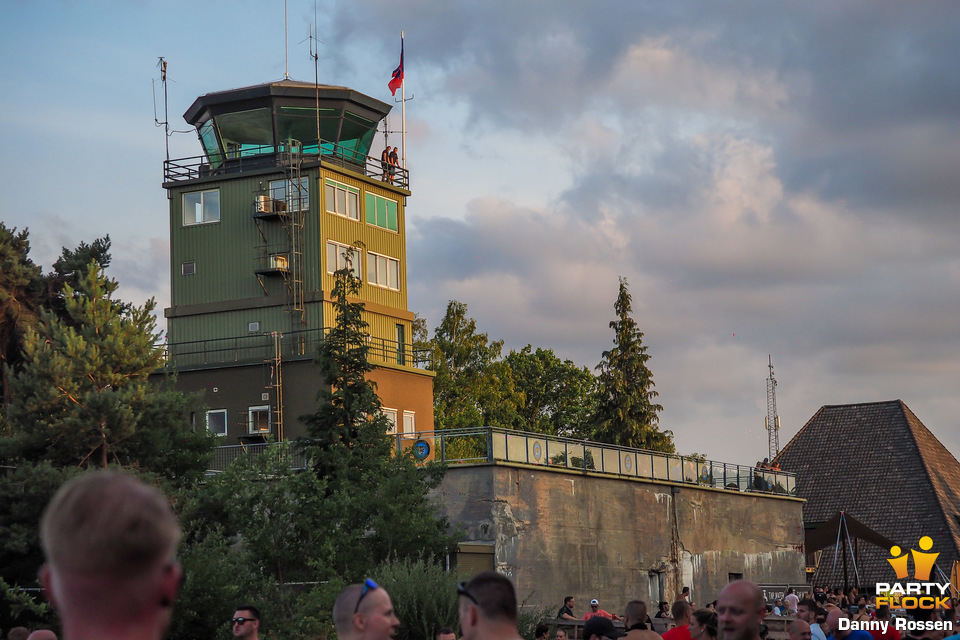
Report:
232,606,260,640
457,572,522,640
38,470,183,640
333,579,401,640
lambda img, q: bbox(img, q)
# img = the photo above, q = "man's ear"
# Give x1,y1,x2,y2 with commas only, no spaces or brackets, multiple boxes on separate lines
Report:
160,562,183,608
39,565,59,610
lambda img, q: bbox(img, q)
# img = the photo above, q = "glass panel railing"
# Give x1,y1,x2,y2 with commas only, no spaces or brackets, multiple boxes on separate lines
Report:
505,433,527,463
601,447,620,474
207,428,797,496
652,455,669,480
667,457,683,482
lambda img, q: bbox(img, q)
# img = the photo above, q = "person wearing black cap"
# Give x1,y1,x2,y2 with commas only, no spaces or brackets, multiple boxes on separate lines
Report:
584,616,626,640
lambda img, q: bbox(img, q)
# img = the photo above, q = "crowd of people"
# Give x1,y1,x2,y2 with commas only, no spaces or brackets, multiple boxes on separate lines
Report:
550,585,959,640
9,469,960,640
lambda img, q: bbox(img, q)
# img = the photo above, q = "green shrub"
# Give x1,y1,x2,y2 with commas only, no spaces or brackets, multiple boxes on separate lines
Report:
372,557,460,640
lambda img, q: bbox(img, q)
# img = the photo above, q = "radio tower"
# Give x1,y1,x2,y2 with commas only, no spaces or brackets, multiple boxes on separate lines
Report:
765,355,780,461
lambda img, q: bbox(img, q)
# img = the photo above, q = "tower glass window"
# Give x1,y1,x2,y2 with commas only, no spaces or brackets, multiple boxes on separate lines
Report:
182,189,220,226
216,108,273,157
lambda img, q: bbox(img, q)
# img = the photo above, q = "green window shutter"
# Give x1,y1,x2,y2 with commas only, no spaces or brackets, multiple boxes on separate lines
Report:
376,198,387,228
365,193,376,224
387,200,398,231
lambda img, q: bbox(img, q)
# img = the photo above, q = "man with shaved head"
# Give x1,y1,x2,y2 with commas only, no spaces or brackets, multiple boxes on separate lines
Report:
789,620,813,640
717,580,767,640
39,470,183,640
332,580,400,640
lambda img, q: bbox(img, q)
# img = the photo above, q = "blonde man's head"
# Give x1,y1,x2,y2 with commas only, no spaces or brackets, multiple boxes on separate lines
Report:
41,470,181,578
39,470,183,640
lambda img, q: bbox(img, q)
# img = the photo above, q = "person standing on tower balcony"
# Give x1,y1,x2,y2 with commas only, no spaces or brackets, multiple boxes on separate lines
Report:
388,147,399,184
381,147,390,181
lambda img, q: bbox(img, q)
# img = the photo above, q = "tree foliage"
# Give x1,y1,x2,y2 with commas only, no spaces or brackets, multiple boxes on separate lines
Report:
298,256,456,578
0,223,43,406
430,301,520,430
505,345,596,438
592,277,673,452
3,262,212,473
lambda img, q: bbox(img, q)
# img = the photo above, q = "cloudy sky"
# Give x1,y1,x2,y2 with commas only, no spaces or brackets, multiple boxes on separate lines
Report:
3,1,959,466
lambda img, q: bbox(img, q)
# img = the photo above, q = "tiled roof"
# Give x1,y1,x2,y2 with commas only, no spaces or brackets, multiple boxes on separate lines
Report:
774,400,960,588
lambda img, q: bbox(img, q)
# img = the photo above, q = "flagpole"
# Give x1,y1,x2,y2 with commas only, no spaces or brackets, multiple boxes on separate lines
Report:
401,30,406,171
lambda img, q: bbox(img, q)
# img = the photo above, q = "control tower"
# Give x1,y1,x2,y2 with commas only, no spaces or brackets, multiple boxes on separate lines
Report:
161,79,433,443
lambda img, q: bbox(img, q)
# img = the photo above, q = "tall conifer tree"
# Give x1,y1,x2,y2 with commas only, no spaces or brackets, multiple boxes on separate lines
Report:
299,253,455,577
592,277,673,452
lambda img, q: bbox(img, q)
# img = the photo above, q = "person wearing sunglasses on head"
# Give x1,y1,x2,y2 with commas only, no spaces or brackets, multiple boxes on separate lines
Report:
232,606,260,640
457,572,522,640
333,579,401,640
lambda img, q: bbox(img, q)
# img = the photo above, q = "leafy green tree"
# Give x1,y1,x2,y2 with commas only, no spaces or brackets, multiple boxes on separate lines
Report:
3,262,213,476
299,256,456,579
174,449,334,640
591,277,673,452
0,223,43,407
430,301,520,430
505,345,596,437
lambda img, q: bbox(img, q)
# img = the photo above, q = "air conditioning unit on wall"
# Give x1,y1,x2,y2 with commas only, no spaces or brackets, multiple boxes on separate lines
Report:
256,195,273,213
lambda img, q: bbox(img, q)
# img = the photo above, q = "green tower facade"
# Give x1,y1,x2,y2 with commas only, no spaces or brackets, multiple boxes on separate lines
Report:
162,79,433,443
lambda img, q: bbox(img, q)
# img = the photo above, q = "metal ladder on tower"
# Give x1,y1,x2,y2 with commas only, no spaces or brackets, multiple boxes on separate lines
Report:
280,140,306,331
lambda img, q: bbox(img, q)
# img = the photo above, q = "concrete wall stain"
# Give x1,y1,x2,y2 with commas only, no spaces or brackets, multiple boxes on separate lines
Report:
437,464,805,614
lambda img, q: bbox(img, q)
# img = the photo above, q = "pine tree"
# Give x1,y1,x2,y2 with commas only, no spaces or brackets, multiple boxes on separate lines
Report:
300,253,455,577
592,277,673,452
4,261,212,474
301,250,393,482
0,224,43,408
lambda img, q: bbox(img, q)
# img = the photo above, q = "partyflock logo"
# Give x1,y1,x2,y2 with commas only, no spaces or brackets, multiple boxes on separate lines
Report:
876,536,952,609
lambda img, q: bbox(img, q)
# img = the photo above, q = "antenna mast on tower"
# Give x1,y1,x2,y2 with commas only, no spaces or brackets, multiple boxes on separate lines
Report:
765,355,780,461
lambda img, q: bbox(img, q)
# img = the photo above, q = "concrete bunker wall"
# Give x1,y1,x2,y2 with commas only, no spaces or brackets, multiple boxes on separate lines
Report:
437,464,805,612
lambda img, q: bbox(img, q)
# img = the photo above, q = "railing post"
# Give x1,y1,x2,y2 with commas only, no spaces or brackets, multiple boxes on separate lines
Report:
440,431,446,462
487,429,494,463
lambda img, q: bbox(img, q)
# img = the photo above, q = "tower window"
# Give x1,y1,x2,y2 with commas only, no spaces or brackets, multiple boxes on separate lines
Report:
181,261,196,276
383,408,398,435
365,193,398,232
402,411,416,438
182,189,220,226
367,252,400,290
270,178,309,211
324,179,359,220
326,241,361,278
248,405,271,434
206,409,227,436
